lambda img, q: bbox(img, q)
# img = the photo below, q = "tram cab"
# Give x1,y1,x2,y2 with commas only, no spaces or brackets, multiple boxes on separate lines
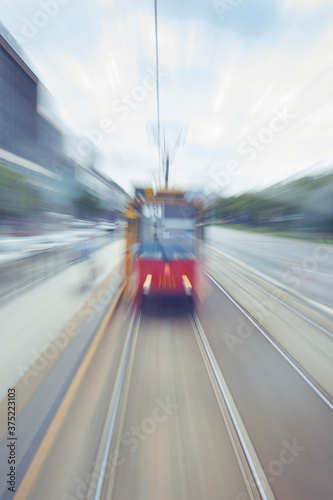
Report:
124,188,205,306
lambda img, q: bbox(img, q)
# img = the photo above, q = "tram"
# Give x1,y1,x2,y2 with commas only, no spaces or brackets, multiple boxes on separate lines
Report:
124,188,205,306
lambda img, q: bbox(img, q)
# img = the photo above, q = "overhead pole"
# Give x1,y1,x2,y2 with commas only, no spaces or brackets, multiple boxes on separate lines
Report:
154,0,162,188
165,152,169,190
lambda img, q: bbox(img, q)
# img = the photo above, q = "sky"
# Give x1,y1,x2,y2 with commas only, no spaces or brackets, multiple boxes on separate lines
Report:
1,0,333,195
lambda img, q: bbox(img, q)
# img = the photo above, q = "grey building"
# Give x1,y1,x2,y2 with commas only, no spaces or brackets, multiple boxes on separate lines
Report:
0,22,130,221
0,22,38,162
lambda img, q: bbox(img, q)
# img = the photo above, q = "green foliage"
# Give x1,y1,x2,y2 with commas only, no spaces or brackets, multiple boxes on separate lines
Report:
0,162,42,217
213,193,283,221
212,170,333,233
0,162,25,189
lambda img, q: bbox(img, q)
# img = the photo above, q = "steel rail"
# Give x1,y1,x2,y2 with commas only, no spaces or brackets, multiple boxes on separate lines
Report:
88,310,141,500
206,272,333,412
206,246,333,338
190,312,275,500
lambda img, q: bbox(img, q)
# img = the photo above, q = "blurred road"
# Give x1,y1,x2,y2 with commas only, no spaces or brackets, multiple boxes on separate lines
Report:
206,226,333,309
108,304,250,500
0,237,124,401
1,226,332,500
13,301,252,500
199,279,333,500
0,229,104,264
9,294,333,500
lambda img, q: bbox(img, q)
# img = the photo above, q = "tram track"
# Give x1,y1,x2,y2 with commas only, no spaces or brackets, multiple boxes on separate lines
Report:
206,246,333,338
190,312,274,500
84,284,333,500
84,304,274,500
205,246,333,403
17,293,280,500
87,310,141,500
206,272,333,411
10,270,333,499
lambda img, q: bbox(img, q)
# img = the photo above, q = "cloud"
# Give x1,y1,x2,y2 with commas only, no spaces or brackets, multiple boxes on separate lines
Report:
281,0,332,12
2,0,333,194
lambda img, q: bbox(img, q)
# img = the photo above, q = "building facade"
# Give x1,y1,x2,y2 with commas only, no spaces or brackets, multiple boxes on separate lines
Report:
0,23,38,162
0,22,130,222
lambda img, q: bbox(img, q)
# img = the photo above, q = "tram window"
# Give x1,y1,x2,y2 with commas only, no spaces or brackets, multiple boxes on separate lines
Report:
140,205,197,259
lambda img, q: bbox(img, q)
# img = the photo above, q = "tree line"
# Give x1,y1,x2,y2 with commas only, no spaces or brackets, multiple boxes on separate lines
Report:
212,171,333,233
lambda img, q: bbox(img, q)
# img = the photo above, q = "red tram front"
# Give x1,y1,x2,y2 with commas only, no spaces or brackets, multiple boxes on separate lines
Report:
124,189,205,306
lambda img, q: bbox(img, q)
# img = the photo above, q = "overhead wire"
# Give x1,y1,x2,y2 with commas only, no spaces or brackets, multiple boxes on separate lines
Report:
154,0,162,186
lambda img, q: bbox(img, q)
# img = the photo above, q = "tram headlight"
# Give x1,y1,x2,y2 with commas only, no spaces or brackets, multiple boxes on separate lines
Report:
182,275,192,295
143,274,152,294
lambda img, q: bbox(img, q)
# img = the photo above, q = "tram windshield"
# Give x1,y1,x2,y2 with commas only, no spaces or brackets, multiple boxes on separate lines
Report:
140,204,196,260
